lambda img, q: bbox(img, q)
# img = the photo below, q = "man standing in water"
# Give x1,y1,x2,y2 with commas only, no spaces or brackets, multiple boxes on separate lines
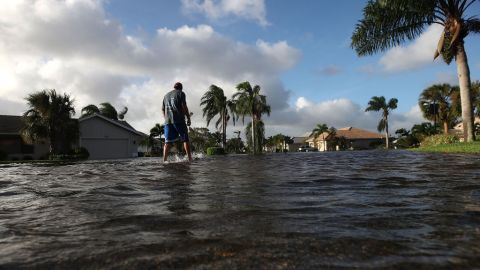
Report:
162,82,193,162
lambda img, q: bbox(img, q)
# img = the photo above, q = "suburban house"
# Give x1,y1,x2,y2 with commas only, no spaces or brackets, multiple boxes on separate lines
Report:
78,113,144,160
450,117,480,141
286,133,310,152
305,127,384,151
0,115,50,160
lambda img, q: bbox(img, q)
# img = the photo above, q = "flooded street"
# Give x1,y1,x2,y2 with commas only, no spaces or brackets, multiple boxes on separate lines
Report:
1,151,480,269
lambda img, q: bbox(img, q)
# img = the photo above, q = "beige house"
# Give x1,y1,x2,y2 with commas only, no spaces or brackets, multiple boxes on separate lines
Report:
450,117,480,141
305,127,384,151
79,114,144,160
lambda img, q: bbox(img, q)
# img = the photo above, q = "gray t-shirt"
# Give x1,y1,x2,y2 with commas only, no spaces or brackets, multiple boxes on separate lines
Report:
162,89,187,124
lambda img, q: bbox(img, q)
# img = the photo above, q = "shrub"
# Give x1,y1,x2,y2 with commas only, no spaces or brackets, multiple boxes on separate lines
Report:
73,147,90,160
421,134,459,147
0,151,7,161
207,147,225,155
50,147,90,161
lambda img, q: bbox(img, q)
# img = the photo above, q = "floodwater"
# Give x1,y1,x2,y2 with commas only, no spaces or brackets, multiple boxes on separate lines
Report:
1,151,480,269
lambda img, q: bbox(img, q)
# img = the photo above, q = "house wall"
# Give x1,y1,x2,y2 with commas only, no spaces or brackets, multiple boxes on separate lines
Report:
350,138,383,150
287,143,303,152
0,135,49,160
79,117,141,160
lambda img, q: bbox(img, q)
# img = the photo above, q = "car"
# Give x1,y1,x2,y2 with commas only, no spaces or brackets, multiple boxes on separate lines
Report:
298,145,318,152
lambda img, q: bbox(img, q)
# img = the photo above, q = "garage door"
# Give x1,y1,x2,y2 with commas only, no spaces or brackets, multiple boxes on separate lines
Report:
81,138,129,160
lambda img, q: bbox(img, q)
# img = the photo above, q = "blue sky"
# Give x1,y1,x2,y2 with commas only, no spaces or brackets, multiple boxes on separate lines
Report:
1,0,479,136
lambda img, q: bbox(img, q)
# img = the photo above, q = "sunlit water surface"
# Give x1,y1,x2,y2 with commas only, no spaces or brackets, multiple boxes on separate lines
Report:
1,151,480,269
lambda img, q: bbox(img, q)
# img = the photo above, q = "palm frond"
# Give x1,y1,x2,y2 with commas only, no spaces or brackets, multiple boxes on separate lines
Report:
377,118,387,132
352,0,436,56
99,102,118,120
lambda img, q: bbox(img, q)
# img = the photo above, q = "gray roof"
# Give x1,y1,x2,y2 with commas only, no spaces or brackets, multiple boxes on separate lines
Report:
0,115,23,134
79,113,144,136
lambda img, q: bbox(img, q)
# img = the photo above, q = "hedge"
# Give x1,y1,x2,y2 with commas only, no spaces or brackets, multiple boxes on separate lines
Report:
207,147,226,155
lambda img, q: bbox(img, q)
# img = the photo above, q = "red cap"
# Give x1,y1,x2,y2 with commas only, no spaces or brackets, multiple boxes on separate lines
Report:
174,82,183,90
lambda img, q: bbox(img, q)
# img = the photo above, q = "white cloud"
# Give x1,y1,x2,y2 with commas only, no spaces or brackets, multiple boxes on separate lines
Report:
181,0,269,26
0,0,297,134
0,0,425,140
379,24,443,72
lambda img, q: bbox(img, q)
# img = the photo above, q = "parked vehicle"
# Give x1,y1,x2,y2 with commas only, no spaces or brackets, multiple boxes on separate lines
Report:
298,145,318,152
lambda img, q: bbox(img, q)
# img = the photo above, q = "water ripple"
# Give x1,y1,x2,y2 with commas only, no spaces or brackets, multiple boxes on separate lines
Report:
0,151,480,269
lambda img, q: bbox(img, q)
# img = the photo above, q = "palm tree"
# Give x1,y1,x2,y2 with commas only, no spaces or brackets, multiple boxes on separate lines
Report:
99,103,118,120
365,96,398,149
233,81,271,154
81,102,127,121
80,104,100,117
419,84,458,134
328,126,337,151
200,85,236,148
118,107,128,120
22,89,78,154
352,0,480,142
150,123,164,139
471,81,480,117
311,123,329,151
245,120,265,153
412,122,439,142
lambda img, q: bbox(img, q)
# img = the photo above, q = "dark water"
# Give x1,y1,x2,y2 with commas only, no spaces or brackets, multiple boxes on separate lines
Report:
1,151,480,269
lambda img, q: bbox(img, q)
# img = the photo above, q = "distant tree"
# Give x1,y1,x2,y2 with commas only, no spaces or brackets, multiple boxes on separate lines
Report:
395,128,420,148
80,104,100,116
264,136,276,152
365,96,398,149
226,137,245,153
188,127,221,153
412,122,440,142
352,0,480,142
200,85,236,148
418,84,458,134
333,136,349,151
245,120,265,154
150,123,164,139
22,89,78,155
470,81,480,117
81,102,127,121
118,107,128,120
233,81,271,154
311,123,329,151
148,123,164,154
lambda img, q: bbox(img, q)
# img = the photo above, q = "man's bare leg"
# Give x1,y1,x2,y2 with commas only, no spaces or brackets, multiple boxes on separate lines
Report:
163,143,171,162
183,142,193,162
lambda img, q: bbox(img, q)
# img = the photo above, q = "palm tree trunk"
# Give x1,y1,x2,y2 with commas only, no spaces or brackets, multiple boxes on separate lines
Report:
443,120,449,135
385,117,389,149
222,111,227,148
251,116,256,154
456,43,475,142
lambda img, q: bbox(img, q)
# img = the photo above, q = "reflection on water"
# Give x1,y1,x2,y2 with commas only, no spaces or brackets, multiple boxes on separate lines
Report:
1,151,480,269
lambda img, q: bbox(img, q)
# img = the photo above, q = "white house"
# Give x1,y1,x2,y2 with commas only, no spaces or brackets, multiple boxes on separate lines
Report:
79,114,144,160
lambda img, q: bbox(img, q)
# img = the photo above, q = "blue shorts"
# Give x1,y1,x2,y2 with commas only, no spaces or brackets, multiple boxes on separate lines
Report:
164,123,189,143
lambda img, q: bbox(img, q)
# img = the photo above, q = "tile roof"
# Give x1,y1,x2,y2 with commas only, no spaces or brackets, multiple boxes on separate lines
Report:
306,127,384,141
0,115,24,134
335,127,384,139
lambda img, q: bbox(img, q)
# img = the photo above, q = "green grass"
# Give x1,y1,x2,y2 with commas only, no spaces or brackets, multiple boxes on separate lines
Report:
413,141,480,154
